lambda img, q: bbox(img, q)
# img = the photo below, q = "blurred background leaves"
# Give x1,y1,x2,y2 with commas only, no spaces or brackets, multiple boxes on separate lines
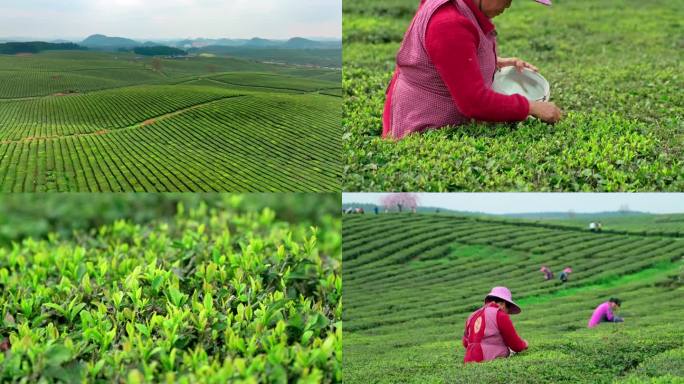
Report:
0,193,340,246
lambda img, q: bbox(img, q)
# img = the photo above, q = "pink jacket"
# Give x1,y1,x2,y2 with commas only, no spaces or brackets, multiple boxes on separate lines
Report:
463,303,527,362
588,302,615,328
384,0,497,139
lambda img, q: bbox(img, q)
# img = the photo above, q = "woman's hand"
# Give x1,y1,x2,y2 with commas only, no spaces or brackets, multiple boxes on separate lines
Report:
529,101,562,124
497,57,538,72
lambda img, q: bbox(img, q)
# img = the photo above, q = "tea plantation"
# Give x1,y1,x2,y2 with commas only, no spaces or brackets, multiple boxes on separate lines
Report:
343,0,684,191
523,213,684,235
343,213,684,383
0,51,342,191
0,197,342,382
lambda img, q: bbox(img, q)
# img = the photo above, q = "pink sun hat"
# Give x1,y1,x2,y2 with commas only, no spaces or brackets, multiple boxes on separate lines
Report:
563,267,573,273
485,286,522,315
534,0,552,5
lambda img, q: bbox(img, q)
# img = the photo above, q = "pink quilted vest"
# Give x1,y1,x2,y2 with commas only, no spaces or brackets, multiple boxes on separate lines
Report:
387,0,498,139
465,305,510,361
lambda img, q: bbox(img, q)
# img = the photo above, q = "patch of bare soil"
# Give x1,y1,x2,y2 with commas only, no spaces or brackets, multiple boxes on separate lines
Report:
51,90,79,97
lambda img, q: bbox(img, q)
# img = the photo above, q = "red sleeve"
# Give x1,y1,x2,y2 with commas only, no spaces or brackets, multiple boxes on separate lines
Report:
496,310,528,352
425,4,529,122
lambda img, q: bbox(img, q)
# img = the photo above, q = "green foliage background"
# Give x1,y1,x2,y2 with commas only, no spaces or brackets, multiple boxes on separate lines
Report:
0,193,341,383
0,194,339,246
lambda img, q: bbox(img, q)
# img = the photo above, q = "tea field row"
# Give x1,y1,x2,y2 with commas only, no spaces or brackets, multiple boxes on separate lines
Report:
343,214,684,383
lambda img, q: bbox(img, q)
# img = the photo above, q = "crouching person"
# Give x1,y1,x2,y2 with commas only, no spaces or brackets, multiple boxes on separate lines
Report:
588,298,624,328
462,287,528,363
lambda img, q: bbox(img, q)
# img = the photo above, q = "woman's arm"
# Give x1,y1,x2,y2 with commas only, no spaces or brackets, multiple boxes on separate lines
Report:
496,310,528,352
529,101,562,123
497,57,539,72
603,303,614,321
425,4,529,122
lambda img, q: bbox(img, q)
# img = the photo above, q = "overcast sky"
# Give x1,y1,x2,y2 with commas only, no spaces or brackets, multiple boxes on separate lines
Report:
0,0,341,40
342,193,684,214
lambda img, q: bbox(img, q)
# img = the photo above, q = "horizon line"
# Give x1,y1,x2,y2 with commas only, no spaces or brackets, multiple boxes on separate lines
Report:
340,203,681,216
0,35,342,41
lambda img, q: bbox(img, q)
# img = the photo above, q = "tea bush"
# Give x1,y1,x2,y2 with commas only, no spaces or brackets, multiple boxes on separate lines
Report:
343,213,684,383
343,0,684,191
0,199,341,383
518,213,684,236
0,193,340,246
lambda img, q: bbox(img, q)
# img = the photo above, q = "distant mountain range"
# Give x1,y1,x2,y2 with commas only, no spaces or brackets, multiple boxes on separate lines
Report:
171,36,340,50
1,34,341,52
81,34,139,49
499,211,651,219
0,34,342,67
78,34,340,50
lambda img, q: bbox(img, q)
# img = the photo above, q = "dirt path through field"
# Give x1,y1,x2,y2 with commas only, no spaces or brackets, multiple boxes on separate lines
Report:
207,77,309,93
0,95,245,144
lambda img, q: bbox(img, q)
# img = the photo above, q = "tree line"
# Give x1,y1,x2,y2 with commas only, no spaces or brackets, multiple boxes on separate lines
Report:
0,42,86,54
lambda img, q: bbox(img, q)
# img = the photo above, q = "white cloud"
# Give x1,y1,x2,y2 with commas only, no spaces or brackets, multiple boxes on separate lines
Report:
0,0,341,39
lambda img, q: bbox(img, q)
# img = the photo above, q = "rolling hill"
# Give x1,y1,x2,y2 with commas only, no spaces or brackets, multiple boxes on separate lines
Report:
81,34,139,49
0,50,341,191
343,213,684,383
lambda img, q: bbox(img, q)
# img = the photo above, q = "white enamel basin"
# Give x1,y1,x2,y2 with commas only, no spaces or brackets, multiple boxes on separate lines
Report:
492,67,550,102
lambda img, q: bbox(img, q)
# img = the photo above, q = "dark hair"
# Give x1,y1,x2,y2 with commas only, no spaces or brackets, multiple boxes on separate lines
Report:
609,297,622,306
485,296,506,305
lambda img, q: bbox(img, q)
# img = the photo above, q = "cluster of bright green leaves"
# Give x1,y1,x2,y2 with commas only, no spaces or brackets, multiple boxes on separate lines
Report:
0,201,341,383
0,193,340,246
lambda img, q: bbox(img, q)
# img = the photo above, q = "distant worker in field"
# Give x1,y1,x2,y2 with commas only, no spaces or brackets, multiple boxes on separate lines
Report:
382,0,562,139
540,266,553,280
462,287,528,363
589,222,597,231
588,298,624,328
374,206,379,214
559,267,572,283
